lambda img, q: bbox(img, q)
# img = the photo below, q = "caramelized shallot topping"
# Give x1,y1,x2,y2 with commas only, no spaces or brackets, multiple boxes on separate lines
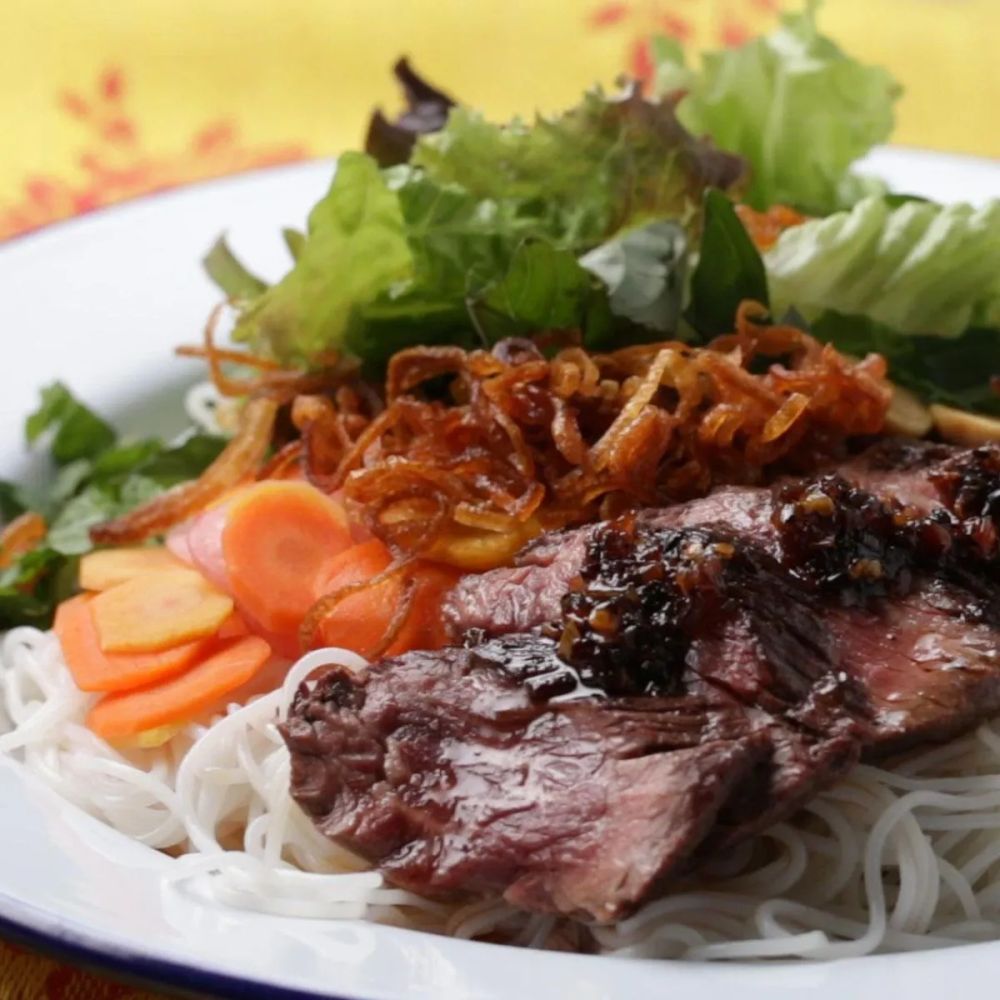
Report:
0,512,46,570
294,302,890,568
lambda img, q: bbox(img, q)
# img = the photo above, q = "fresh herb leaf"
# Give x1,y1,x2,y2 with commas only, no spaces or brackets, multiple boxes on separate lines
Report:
47,486,126,556
26,383,116,465
226,84,743,368
580,221,688,335
138,434,226,486
0,482,27,522
478,239,600,339
1,387,226,629
687,191,768,337
203,236,269,299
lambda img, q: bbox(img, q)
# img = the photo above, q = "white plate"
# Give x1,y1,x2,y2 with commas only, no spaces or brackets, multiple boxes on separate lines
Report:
0,148,998,1000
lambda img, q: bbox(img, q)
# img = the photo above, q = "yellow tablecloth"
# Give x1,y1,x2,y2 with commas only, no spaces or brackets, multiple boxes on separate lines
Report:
2,0,998,242
1,0,997,996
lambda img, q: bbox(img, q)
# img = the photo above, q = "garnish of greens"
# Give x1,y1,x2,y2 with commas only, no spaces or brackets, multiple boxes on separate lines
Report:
207,1,996,413
2,0,998,629
0,384,223,628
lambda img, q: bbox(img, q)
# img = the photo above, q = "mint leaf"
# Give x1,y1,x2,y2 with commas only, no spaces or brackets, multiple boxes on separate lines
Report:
26,383,116,464
580,221,688,334
687,190,768,337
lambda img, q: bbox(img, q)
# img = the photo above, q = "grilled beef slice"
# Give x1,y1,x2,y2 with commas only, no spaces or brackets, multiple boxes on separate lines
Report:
283,637,771,922
285,522,862,920
284,443,1000,920
446,442,1000,754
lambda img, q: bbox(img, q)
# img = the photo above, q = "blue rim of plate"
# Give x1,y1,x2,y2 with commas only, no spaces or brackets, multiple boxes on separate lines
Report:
0,888,357,1000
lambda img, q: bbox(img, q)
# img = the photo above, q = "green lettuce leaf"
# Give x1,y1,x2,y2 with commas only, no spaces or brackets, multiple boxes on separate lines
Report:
656,1,900,214
766,196,1000,337
233,152,414,365
221,86,743,367
412,88,742,246
202,237,269,299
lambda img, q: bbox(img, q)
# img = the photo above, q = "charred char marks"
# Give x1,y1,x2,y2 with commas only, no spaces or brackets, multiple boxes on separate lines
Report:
774,451,1000,623
282,441,1000,924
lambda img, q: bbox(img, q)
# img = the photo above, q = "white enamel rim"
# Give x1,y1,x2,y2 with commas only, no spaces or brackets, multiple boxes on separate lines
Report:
0,148,998,1000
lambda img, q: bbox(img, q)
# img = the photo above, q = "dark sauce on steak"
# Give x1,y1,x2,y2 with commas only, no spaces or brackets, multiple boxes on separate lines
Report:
552,519,839,703
776,452,1000,622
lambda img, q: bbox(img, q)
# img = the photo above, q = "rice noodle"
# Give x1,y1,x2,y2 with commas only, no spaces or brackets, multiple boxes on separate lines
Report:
6,627,1000,959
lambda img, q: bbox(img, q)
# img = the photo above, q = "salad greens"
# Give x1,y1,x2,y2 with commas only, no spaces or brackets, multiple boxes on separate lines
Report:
206,1,995,413
687,191,769,337
221,86,744,368
0,385,224,628
766,196,1000,337
653,1,900,215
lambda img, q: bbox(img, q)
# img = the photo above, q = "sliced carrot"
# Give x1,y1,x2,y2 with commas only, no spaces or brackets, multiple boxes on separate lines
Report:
310,541,458,657
79,547,186,591
91,569,234,654
87,636,272,741
310,540,400,655
54,594,213,692
216,611,249,639
222,481,353,636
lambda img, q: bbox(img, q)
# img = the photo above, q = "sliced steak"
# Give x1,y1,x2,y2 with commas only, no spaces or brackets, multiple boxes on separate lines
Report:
827,580,1000,753
286,522,863,918
285,442,1000,921
445,444,1000,756
442,527,590,639
283,637,771,923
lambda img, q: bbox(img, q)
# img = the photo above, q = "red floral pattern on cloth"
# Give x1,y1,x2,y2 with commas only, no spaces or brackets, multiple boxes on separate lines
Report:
0,69,308,241
587,0,778,86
